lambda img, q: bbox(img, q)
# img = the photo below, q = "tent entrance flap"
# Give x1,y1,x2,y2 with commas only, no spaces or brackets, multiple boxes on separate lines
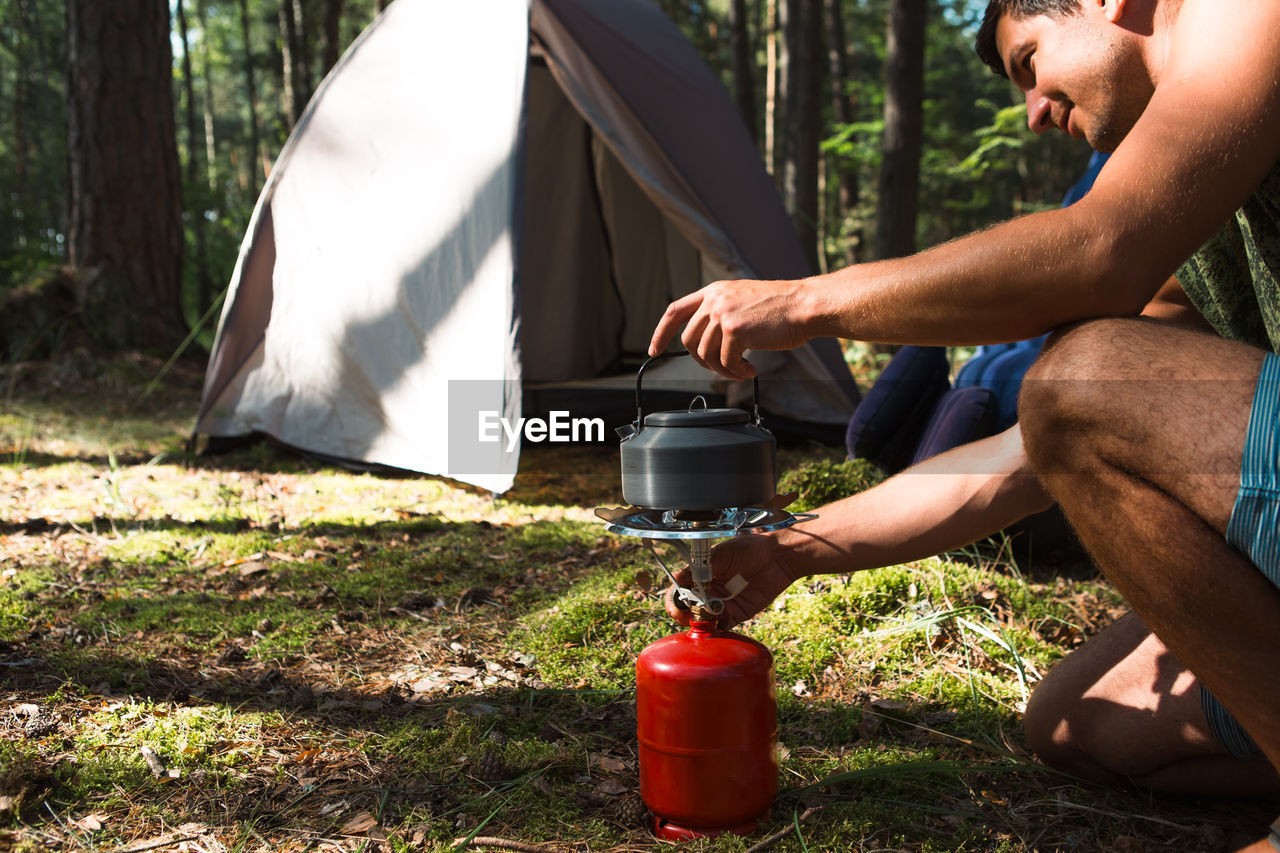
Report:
520,62,703,383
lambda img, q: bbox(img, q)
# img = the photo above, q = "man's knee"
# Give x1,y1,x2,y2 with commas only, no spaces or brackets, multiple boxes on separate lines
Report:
1019,319,1137,470
1022,666,1097,776
1023,663,1145,785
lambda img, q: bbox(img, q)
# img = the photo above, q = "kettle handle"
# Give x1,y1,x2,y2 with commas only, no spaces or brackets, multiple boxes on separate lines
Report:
635,350,760,426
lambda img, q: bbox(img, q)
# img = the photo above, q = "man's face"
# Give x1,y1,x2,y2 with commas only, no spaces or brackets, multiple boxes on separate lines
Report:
995,3,1152,152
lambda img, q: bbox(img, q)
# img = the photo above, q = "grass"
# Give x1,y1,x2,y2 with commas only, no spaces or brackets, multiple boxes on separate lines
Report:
0,351,1272,852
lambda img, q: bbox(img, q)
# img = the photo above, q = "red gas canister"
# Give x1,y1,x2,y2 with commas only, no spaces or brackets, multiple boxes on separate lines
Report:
636,617,778,839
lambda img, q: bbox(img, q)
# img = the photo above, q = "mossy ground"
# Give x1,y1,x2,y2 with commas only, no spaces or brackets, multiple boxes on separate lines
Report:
0,353,1271,852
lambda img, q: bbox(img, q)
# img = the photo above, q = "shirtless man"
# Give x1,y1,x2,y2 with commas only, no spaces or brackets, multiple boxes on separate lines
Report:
648,1,1280,848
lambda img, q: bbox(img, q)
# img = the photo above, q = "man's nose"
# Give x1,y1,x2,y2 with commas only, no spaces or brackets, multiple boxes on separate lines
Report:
1025,89,1053,134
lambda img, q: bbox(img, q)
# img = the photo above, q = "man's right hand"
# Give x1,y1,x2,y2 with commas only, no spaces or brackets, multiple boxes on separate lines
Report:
663,533,805,629
648,278,817,381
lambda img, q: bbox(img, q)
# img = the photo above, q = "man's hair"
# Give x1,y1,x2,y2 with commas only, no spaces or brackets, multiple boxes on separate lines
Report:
975,0,1083,78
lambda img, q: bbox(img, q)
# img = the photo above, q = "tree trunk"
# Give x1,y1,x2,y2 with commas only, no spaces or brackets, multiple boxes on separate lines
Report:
729,0,757,143
239,0,264,199
279,0,299,128
322,0,345,75
12,2,28,202
66,0,184,350
826,0,860,264
375,0,390,11
195,0,218,192
770,0,790,181
783,0,822,271
764,0,777,174
176,0,212,314
876,0,926,261
291,0,313,112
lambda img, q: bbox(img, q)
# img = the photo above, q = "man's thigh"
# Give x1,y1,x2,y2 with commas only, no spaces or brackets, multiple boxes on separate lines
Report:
1022,318,1266,533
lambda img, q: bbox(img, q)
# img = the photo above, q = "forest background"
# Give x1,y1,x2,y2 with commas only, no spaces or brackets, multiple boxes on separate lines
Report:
0,0,1092,359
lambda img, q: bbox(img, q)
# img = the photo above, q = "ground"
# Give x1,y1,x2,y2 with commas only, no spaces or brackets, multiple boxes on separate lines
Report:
0,351,1272,852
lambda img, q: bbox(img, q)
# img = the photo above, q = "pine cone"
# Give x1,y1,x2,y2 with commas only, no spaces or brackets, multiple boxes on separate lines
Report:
614,795,649,827
471,750,509,782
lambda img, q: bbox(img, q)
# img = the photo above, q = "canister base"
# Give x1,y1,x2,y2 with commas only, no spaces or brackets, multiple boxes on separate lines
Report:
650,811,769,841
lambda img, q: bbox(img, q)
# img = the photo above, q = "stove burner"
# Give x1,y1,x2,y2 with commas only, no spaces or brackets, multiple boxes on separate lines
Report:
595,504,815,615
594,505,814,540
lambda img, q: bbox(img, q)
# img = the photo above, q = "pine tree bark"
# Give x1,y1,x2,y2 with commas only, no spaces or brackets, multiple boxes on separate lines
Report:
826,0,860,264
764,0,777,175
176,0,212,314
239,0,264,199
195,0,218,191
12,3,28,202
322,0,345,75
781,0,821,271
66,0,185,350
729,0,757,143
278,0,299,128
771,0,791,181
876,0,926,260
290,0,313,112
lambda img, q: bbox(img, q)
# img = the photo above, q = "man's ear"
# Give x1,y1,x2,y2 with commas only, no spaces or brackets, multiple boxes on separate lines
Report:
1101,0,1127,24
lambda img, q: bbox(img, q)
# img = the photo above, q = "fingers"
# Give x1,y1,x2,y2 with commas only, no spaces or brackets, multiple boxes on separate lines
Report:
649,292,703,358
651,283,755,381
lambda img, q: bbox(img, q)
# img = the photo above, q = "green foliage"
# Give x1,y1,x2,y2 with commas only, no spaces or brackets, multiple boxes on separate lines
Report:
506,562,668,687
777,456,884,511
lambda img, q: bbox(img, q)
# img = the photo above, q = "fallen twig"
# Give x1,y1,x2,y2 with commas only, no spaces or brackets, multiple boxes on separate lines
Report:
450,837,549,852
115,835,199,853
744,806,822,853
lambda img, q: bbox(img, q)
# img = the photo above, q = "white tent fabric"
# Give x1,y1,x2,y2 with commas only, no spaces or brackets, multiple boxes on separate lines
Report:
196,0,859,493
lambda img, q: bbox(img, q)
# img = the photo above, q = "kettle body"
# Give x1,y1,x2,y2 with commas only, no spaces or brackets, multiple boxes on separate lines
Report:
618,353,776,511
620,406,776,510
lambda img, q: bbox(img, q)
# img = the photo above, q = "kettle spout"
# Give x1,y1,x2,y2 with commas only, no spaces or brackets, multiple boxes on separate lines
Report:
615,423,638,441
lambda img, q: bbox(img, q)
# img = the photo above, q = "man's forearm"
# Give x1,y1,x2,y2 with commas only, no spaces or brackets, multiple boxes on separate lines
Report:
775,425,1053,577
799,204,1166,347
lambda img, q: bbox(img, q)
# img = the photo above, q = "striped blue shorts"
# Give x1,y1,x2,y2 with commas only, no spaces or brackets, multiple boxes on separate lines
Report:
1201,351,1280,760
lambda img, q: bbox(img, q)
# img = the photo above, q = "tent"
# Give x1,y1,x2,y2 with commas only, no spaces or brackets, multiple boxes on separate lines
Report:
195,0,860,493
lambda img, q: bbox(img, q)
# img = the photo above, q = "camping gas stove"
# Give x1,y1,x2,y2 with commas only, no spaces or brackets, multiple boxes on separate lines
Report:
594,353,814,840
594,504,811,617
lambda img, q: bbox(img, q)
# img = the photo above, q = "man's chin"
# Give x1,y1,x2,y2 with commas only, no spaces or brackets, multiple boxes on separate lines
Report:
1085,127,1122,154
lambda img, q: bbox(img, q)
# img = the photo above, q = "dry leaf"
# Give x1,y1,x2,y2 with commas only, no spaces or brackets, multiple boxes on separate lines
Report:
319,800,349,817
410,676,449,693
238,561,269,578
595,778,630,796
447,666,478,682
72,814,106,831
140,745,168,778
594,755,628,773
339,812,379,835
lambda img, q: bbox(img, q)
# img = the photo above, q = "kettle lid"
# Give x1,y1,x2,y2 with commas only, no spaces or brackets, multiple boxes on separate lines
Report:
643,407,751,427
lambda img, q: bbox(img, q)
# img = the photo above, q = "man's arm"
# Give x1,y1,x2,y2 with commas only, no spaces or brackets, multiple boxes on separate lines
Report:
650,0,1280,381
667,424,1053,626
